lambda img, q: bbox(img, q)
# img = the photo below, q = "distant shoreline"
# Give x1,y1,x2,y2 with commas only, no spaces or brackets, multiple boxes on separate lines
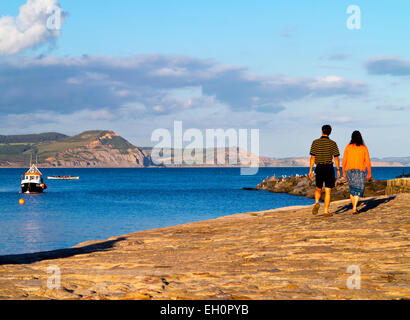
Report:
1,165,409,169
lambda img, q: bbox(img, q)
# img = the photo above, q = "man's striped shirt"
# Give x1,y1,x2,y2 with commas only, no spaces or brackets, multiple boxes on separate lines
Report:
310,136,340,165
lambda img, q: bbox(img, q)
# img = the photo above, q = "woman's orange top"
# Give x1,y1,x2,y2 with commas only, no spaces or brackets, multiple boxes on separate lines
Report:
342,144,371,175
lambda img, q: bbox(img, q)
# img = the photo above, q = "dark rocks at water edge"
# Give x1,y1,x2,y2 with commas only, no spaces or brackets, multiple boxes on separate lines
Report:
253,174,387,201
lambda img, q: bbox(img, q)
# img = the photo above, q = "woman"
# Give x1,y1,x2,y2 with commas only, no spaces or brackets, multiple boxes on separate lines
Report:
342,131,372,214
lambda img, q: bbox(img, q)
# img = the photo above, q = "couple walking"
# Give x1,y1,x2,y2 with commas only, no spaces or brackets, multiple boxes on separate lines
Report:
308,125,372,217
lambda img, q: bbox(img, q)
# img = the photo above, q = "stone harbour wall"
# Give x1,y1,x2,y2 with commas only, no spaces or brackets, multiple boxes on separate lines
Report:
386,178,410,195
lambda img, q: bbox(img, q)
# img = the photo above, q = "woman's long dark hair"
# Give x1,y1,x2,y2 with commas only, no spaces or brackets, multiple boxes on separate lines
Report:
350,130,364,146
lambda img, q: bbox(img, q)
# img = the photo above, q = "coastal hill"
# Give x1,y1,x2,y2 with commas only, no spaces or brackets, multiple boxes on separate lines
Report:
0,130,264,168
0,130,151,168
0,130,409,168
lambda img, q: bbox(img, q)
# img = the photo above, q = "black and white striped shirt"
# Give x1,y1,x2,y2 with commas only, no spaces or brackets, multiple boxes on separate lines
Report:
310,136,340,165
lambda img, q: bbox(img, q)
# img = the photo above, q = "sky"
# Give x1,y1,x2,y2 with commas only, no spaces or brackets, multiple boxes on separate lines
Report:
0,0,409,158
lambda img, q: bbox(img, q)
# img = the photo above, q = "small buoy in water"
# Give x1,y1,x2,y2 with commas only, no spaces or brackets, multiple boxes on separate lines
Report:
19,199,25,205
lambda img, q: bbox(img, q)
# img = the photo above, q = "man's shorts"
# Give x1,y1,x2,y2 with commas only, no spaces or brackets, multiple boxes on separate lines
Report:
315,164,336,189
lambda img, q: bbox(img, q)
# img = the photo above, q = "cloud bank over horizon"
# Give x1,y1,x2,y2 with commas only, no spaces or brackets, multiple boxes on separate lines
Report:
0,54,368,120
0,0,66,55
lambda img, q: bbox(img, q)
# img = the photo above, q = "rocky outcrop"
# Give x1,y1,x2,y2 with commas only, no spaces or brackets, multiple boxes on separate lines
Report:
255,175,387,201
45,144,151,168
0,130,154,168
42,130,153,168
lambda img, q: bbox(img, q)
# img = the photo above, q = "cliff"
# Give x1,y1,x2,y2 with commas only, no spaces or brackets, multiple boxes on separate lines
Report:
0,130,152,168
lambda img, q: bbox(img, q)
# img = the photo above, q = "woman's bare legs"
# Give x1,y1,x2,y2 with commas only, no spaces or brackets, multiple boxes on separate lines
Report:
350,194,360,213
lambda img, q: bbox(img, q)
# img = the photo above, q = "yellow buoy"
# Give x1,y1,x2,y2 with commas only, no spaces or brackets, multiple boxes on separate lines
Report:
19,199,25,205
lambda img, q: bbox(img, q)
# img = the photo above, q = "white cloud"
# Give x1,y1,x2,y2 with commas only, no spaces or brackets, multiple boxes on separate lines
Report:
0,0,66,55
150,67,189,77
376,104,410,111
309,76,365,93
365,56,410,76
280,26,296,38
320,53,350,61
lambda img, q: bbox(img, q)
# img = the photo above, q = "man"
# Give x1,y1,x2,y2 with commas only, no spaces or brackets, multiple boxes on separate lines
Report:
308,125,341,217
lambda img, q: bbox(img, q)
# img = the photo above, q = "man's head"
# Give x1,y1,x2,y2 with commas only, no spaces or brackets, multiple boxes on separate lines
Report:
322,125,332,136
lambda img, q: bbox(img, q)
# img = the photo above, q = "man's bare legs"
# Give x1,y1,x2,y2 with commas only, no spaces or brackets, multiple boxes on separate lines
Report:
315,187,321,204
312,187,322,215
324,188,332,215
313,187,332,216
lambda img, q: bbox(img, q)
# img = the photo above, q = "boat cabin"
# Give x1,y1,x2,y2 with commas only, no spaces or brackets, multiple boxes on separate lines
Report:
21,165,43,183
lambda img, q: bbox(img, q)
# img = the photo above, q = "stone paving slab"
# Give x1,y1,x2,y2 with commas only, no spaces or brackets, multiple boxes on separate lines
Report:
0,194,409,300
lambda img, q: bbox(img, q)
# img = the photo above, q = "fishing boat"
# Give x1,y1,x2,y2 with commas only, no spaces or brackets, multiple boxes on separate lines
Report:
21,164,47,194
47,176,80,180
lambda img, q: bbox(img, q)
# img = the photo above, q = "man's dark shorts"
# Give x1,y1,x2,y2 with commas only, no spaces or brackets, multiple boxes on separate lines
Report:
315,164,336,189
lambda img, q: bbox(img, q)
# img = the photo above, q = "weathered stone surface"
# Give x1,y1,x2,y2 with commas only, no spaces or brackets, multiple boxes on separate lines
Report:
255,175,387,201
0,194,409,300
386,178,410,195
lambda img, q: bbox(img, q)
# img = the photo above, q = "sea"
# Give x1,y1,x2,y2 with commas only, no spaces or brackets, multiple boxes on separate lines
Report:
0,167,407,255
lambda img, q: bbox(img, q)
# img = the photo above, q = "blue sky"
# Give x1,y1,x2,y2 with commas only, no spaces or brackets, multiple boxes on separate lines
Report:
0,0,409,157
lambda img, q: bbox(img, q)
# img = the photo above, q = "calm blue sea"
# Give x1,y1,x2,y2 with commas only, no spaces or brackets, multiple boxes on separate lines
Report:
0,167,407,255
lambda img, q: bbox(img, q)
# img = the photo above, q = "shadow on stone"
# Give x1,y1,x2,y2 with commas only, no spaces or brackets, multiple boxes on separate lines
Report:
0,237,126,266
334,196,396,214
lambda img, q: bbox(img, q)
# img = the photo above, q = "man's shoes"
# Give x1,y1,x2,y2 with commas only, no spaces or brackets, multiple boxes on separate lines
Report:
312,203,320,215
323,212,333,217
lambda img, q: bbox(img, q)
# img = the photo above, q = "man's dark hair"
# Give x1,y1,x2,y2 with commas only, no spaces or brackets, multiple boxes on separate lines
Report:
350,130,364,146
322,125,332,136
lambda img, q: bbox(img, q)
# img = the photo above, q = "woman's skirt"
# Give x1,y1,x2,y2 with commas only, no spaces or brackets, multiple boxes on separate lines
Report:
346,169,366,197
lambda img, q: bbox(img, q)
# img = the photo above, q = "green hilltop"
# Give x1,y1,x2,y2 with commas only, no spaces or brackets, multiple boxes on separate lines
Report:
0,132,68,144
0,130,139,165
